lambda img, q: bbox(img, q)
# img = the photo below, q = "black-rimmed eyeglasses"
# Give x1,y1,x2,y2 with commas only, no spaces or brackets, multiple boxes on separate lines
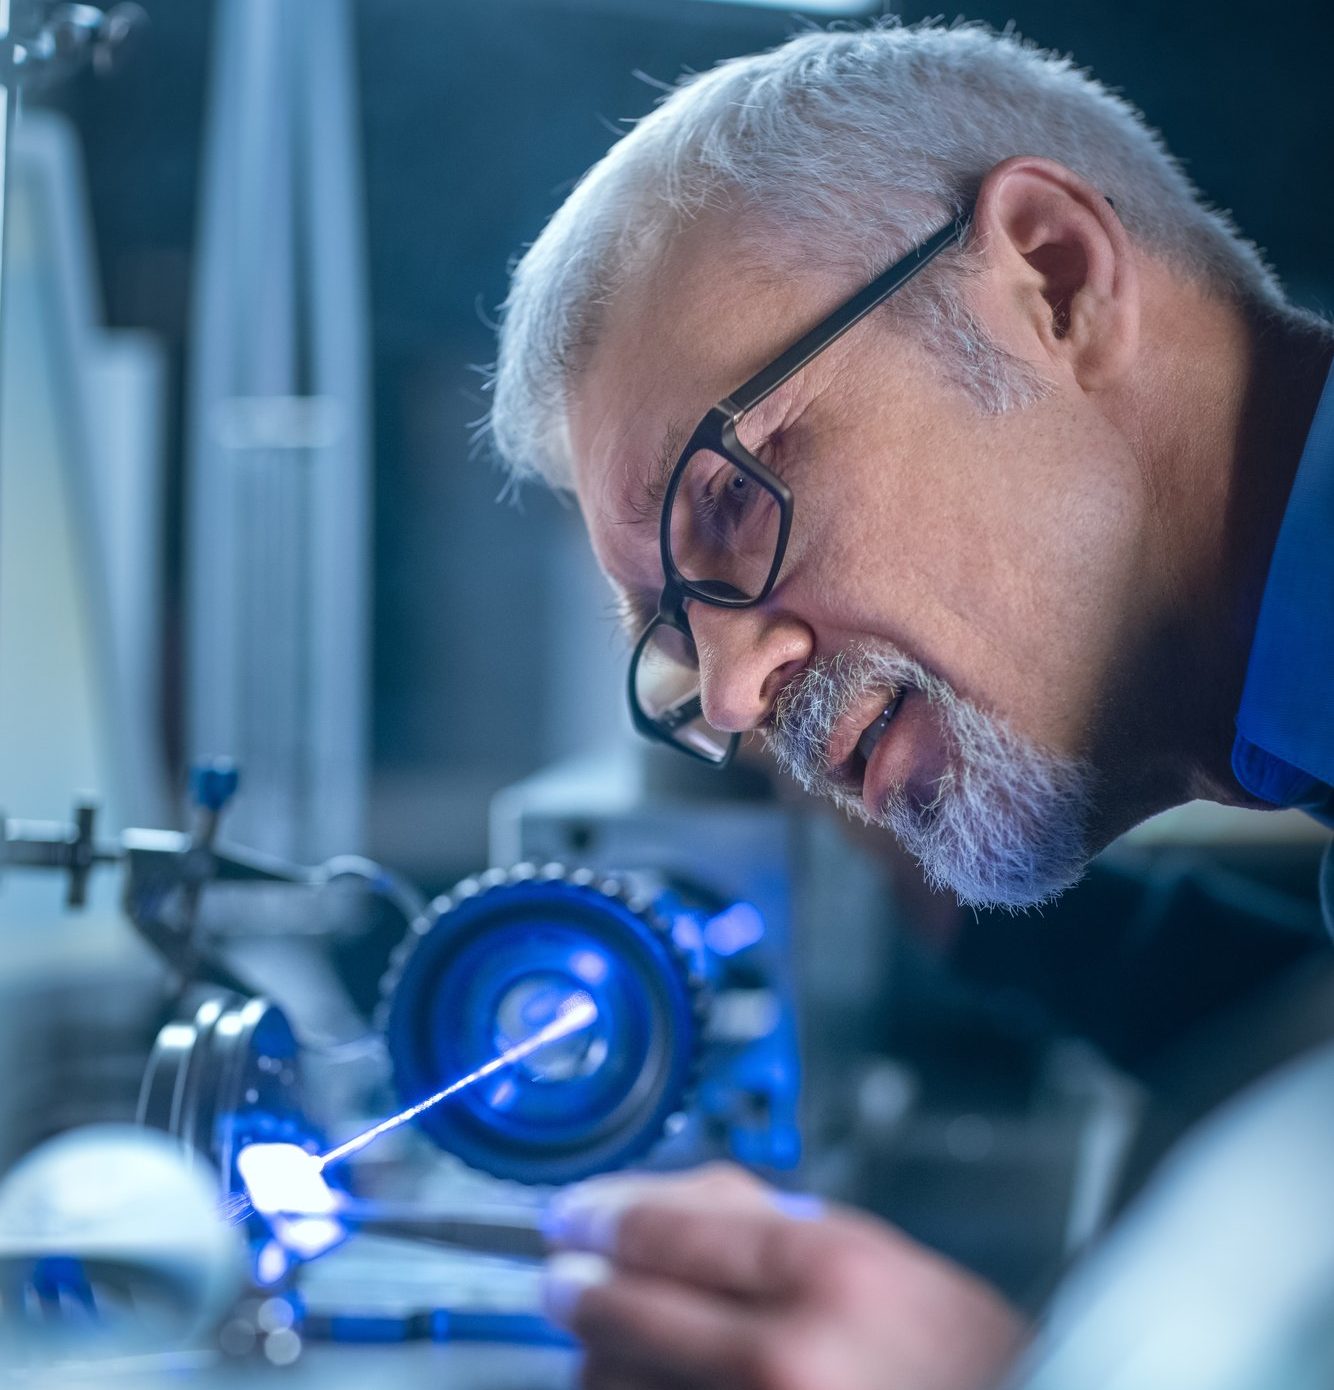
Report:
627,208,973,765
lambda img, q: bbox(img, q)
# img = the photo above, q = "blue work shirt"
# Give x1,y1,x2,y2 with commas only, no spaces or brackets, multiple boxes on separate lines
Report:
1232,362,1334,829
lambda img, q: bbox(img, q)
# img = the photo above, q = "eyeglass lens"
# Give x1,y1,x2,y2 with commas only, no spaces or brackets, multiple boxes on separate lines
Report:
633,621,732,763
667,445,783,601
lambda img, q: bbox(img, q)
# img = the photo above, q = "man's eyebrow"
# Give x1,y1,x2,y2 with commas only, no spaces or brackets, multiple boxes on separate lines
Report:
623,419,690,526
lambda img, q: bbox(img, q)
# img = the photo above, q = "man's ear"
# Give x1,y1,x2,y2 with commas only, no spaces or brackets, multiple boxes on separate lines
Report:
972,156,1138,391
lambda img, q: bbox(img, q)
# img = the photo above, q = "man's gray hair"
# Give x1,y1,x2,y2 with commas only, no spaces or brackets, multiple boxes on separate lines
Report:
491,20,1287,488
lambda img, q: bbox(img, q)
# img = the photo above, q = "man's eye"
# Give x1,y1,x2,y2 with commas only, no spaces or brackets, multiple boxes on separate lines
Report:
704,467,755,524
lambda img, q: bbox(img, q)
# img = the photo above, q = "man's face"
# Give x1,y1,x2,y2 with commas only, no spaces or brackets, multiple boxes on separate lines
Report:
567,211,1155,905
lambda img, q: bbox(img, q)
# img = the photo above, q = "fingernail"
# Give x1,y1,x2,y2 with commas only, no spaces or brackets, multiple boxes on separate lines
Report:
542,1178,648,1253
770,1191,824,1221
541,1251,611,1328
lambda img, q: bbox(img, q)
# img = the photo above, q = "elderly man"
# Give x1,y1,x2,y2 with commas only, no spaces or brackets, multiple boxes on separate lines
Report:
490,21,1333,1390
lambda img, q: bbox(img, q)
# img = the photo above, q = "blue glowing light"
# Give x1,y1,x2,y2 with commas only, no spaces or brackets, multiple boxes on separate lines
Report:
238,1143,336,1216
321,989,596,1168
239,989,594,1195
488,1077,519,1110
569,949,610,986
256,1239,291,1286
703,902,765,958
278,1215,345,1259
237,992,601,1263
236,1142,346,1259
671,914,704,954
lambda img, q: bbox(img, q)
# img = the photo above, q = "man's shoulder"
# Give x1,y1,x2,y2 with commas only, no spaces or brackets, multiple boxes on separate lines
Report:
1009,1037,1334,1388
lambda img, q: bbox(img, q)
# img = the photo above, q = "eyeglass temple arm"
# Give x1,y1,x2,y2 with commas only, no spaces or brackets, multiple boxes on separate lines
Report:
721,211,972,418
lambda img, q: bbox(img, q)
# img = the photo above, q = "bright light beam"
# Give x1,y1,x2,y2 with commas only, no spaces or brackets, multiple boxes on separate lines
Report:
317,990,598,1170
231,991,599,1233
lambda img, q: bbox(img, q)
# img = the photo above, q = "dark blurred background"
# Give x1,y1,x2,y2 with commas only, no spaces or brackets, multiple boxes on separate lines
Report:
36,0,1334,889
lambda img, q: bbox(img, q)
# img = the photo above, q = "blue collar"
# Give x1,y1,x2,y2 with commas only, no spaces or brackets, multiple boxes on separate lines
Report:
1231,360,1334,827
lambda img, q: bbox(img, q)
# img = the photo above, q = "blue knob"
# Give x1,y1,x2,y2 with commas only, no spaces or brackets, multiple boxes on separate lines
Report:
191,758,240,813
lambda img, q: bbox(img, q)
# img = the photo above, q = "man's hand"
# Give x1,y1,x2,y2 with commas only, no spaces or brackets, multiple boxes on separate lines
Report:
541,1163,1025,1390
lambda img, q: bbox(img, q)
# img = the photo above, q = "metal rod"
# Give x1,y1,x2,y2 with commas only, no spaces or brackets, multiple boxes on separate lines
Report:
294,1201,548,1261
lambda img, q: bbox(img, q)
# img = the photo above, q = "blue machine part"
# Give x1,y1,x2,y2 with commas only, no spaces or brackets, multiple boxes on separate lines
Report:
139,994,313,1188
189,756,241,813
137,990,338,1288
702,901,766,958
665,889,801,1173
382,867,705,1184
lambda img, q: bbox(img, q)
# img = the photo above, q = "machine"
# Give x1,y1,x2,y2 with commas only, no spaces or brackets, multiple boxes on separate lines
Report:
0,758,839,1362
0,750,1137,1377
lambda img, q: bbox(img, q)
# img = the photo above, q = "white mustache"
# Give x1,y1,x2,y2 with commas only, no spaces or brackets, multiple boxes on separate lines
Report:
766,643,935,798
764,643,1095,909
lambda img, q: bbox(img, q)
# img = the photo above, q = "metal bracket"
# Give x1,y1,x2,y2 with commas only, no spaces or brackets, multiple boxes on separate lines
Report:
1,2,145,92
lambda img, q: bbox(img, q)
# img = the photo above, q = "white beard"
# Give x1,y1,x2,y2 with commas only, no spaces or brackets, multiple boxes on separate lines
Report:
765,644,1095,909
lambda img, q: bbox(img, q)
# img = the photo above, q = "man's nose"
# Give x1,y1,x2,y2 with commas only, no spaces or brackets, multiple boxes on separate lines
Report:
688,602,814,733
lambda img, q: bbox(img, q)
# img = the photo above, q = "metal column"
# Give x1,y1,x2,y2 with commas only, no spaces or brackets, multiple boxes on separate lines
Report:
187,0,371,861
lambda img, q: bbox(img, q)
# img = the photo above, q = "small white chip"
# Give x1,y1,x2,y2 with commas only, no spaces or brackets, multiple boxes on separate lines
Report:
237,1143,336,1216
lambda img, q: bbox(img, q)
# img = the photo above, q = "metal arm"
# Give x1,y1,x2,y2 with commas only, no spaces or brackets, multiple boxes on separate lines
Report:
0,765,317,996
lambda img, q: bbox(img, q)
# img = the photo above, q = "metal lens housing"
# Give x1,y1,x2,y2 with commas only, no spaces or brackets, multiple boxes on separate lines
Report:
138,992,310,1200
381,867,702,1185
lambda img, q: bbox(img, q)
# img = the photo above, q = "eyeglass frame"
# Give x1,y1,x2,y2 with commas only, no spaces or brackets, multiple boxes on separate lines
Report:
628,206,975,766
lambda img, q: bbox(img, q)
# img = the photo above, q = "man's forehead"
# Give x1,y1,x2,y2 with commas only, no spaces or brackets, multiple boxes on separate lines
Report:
567,209,808,525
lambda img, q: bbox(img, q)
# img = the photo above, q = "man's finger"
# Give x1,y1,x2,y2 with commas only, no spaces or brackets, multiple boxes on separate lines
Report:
544,1253,765,1384
545,1163,825,1297
611,1199,822,1297
580,1352,701,1390
545,1163,773,1254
